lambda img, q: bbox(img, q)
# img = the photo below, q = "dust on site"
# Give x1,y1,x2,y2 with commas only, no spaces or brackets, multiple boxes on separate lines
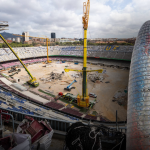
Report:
1,60,129,121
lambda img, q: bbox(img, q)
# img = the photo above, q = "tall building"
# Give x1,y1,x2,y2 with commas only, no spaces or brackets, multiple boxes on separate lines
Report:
11,38,15,42
15,37,20,43
51,33,56,38
22,32,29,43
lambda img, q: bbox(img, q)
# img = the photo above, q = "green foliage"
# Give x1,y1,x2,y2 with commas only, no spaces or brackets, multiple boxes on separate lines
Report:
92,111,98,116
0,42,33,48
0,40,134,48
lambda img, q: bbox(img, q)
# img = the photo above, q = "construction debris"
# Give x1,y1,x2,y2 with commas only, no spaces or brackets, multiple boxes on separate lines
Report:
39,72,62,83
71,73,80,78
88,73,104,83
113,90,127,106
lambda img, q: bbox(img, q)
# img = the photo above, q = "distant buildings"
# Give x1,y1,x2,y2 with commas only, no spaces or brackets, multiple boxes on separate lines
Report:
11,38,15,42
51,33,56,38
88,38,136,44
51,33,56,42
15,37,20,43
22,32,29,43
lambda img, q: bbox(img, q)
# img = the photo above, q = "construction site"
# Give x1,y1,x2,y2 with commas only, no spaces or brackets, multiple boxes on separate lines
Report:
0,58,129,121
0,0,136,149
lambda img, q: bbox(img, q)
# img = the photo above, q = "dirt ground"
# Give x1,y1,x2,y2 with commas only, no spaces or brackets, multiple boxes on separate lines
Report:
2,61,129,121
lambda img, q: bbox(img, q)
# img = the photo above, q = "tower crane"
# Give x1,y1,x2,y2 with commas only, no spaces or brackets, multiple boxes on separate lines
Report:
64,0,103,107
13,34,51,63
0,34,39,87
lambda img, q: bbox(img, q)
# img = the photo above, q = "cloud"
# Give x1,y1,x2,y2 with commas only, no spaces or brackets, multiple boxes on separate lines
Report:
0,0,150,38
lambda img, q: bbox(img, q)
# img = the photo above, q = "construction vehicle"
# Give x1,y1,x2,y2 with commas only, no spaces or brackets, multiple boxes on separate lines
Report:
13,34,51,63
64,79,77,91
63,93,77,103
63,93,96,108
9,69,21,77
58,92,63,96
0,34,39,87
8,66,17,73
64,0,103,107
89,93,97,98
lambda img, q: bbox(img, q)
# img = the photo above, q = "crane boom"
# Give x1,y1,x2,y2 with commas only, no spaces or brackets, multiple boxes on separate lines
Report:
82,0,90,29
13,34,51,63
64,68,103,73
0,34,39,87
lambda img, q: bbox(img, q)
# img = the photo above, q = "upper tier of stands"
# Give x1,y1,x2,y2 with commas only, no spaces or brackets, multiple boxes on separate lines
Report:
0,45,133,62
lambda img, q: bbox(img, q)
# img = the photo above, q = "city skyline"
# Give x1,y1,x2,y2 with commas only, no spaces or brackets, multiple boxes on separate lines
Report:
0,0,149,38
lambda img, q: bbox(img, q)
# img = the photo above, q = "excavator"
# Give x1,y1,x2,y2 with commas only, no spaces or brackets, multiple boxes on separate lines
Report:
0,34,39,87
64,79,77,91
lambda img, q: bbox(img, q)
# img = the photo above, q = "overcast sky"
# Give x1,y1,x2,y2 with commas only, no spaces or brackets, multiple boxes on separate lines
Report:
0,0,150,38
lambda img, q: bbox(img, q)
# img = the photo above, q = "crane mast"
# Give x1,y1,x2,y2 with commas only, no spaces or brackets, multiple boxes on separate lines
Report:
79,0,90,107
64,0,97,107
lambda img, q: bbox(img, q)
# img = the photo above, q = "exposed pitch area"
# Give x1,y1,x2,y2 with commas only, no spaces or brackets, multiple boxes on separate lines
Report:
2,61,129,121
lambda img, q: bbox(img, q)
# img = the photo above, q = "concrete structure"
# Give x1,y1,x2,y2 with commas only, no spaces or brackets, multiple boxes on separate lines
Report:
127,20,150,149
22,32,29,43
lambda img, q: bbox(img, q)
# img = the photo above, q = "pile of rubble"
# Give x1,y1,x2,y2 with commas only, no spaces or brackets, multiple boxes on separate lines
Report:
112,90,127,106
88,73,104,83
71,73,81,78
40,72,62,83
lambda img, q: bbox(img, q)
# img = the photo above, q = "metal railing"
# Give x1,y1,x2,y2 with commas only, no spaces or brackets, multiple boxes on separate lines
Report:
0,107,127,134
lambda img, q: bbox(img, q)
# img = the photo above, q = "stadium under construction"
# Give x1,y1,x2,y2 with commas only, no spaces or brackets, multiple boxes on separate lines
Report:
0,44,131,148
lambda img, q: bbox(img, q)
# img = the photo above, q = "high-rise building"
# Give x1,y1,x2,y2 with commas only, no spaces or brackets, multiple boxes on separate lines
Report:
15,37,20,43
51,33,56,38
22,32,29,43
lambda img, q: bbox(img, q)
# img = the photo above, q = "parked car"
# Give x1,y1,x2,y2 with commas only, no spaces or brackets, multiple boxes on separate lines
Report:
89,93,97,98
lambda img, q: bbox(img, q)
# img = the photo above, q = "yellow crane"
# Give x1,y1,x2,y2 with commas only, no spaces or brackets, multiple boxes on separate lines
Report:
64,68,103,73
13,34,51,63
64,0,103,107
0,34,39,87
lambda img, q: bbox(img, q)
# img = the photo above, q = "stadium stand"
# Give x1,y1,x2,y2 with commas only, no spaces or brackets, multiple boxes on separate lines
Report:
0,45,133,63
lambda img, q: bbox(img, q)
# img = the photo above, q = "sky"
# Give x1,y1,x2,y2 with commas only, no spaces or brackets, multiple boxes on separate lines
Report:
0,0,150,39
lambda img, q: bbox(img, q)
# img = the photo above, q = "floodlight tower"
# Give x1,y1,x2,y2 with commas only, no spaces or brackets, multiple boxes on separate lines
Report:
0,21,9,31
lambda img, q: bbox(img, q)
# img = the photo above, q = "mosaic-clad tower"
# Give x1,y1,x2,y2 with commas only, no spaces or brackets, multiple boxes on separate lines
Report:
127,20,150,149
